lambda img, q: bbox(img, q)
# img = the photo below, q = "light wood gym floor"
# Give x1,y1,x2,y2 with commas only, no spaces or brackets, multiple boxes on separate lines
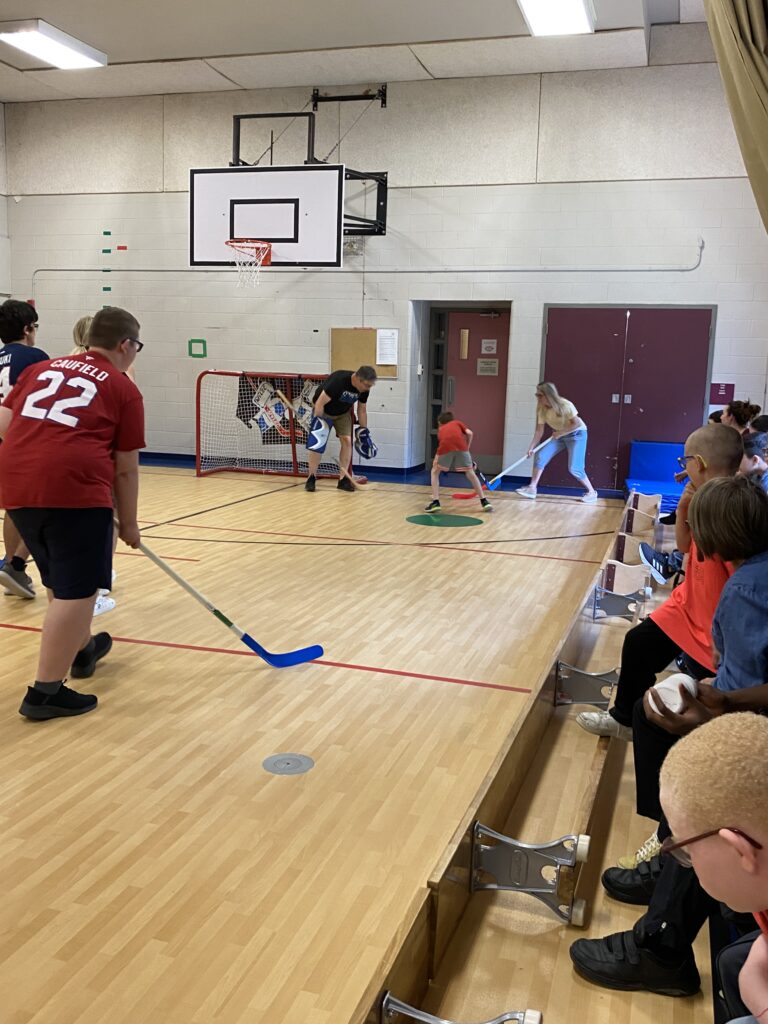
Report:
0,469,694,1024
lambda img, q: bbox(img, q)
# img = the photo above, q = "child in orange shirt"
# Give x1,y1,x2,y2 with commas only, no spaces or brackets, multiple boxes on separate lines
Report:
425,412,492,513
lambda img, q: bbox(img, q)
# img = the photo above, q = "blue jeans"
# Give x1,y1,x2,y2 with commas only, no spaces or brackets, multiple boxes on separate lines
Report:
534,428,589,482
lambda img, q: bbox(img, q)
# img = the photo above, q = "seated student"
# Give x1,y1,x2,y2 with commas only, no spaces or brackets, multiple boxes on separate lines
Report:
741,432,768,492
0,306,144,720
659,714,768,1024
577,424,743,865
722,399,761,434
0,300,49,599
570,474,768,998
748,414,768,434
709,408,724,424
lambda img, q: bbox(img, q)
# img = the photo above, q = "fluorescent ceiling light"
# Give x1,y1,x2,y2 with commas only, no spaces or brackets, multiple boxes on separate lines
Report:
0,19,107,69
517,0,596,36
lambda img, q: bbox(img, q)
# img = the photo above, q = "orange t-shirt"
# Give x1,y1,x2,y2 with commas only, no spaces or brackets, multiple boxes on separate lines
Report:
650,540,733,672
436,420,470,455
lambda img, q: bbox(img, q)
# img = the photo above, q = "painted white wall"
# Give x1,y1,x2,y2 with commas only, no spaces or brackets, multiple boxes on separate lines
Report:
5,64,768,468
10,177,767,465
0,104,10,296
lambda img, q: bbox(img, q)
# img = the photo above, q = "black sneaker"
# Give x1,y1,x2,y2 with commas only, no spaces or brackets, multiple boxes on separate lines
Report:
337,477,355,492
424,499,441,513
19,684,98,720
659,511,677,526
71,632,113,679
639,543,681,585
305,475,316,492
602,856,663,905
480,498,493,512
569,924,700,996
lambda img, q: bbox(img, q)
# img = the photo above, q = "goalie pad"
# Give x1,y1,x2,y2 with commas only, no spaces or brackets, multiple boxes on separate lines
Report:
354,426,378,460
307,415,331,453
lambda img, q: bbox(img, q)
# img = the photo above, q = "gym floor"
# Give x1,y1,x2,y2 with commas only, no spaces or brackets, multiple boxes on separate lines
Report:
3,468,628,1023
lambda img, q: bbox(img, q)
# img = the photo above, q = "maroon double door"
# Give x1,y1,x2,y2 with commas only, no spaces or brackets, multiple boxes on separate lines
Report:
542,306,713,490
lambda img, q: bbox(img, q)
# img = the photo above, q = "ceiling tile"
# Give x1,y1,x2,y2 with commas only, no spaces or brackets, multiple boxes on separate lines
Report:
0,61,74,102
25,60,239,98
413,30,649,80
209,47,431,90
650,22,714,65
680,0,707,22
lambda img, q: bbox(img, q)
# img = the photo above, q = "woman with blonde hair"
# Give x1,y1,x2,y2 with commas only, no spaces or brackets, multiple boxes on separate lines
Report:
71,315,92,355
517,381,598,502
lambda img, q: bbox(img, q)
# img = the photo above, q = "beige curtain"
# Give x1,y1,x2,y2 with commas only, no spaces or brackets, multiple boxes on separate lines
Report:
704,0,768,231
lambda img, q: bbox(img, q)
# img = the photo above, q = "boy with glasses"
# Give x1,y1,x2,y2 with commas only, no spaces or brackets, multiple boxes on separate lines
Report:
659,714,768,1023
0,299,49,598
0,307,145,720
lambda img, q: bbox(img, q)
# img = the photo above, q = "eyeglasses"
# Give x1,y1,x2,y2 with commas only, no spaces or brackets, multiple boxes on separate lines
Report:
676,454,707,472
127,338,144,353
661,827,762,868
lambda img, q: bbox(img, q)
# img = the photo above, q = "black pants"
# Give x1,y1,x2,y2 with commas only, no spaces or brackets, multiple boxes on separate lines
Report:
632,696,681,822
609,617,711,728
640,851,717,955
716,931,760,1022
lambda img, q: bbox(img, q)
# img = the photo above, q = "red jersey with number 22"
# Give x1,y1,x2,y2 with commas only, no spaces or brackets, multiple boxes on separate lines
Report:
0,352,145,509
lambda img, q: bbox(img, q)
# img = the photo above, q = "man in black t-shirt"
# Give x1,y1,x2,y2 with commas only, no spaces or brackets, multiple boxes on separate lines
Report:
0,300,48,598
305,365,377,492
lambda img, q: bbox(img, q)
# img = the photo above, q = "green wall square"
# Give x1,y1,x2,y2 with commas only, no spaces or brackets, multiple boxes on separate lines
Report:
188,338,207,358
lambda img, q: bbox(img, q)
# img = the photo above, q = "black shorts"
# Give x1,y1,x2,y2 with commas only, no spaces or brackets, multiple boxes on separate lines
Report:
8,507,113,599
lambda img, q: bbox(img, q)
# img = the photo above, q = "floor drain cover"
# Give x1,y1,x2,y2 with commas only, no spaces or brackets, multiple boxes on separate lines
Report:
262,753,315,776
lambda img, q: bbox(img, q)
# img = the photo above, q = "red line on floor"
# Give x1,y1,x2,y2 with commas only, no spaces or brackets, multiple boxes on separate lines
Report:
150,521,601,565
421,543,601,566
0,623,529,695
115,551,199,563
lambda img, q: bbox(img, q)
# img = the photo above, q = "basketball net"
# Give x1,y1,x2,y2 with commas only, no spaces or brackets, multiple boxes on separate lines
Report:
225,239,272,287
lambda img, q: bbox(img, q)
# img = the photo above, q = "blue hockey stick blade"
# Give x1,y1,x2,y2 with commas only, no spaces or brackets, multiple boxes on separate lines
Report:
241,633,324,668
486,478,502,491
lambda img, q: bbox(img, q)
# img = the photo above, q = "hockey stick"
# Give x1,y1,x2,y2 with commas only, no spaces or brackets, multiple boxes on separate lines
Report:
452,461,491,500
276,388,366,486
486,438,554,492
138,539,323,668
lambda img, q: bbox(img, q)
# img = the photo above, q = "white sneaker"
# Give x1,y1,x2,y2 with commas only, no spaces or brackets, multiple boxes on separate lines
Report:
576,709,632,741
618,831,662,870
516,486,537,500
581,490,598,503
93,594,116,617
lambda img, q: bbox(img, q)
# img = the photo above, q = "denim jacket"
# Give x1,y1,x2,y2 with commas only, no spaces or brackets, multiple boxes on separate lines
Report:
712,550,768,692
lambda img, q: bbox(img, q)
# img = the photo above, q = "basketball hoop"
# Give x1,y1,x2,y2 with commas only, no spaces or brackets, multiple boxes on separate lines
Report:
225,238,272,287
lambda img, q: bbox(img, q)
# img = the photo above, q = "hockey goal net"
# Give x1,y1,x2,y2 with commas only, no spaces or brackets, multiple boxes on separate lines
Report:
196,370,343,478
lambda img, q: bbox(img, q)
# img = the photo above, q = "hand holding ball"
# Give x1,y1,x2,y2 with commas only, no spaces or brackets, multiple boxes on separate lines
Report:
647,673,698,715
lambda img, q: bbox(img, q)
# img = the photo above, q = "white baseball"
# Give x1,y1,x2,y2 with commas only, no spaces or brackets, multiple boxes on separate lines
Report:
647,673,698,715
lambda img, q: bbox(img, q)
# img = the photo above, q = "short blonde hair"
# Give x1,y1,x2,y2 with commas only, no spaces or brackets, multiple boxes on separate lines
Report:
661,714,768,835
71,315,93,354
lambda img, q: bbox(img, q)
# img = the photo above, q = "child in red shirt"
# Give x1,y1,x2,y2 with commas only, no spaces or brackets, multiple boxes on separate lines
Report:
0,306,145,720
425,412,492,513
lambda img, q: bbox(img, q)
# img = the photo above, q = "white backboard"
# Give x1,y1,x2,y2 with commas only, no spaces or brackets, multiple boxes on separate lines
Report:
190,164,344,267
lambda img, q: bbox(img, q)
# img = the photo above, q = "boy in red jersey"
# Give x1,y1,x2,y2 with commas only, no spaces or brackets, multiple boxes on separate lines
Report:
425,411,492,513
0,306,145,720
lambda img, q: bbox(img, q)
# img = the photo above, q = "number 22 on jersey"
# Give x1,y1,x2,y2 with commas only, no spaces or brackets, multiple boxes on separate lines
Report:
21,370,97,428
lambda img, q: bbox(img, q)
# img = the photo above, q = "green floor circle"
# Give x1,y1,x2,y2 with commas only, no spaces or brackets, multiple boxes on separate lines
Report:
406,513,484,528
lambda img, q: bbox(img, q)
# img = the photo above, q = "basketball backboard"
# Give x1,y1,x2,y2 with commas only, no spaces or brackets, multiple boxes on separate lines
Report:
190,163,344,267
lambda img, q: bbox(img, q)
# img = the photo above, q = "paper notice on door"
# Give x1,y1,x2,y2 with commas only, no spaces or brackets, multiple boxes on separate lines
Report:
477,358,499,376
481,338,497,354
376,328,398,365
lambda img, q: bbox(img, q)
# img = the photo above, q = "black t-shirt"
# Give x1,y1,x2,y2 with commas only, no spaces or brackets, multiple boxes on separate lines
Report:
0,342,49,402
314,370,370,417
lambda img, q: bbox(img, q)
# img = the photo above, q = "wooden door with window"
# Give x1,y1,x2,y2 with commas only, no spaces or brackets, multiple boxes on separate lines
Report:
445,310,510,475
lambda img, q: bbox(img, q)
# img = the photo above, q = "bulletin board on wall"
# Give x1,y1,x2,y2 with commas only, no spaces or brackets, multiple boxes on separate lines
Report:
330,327,398,379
